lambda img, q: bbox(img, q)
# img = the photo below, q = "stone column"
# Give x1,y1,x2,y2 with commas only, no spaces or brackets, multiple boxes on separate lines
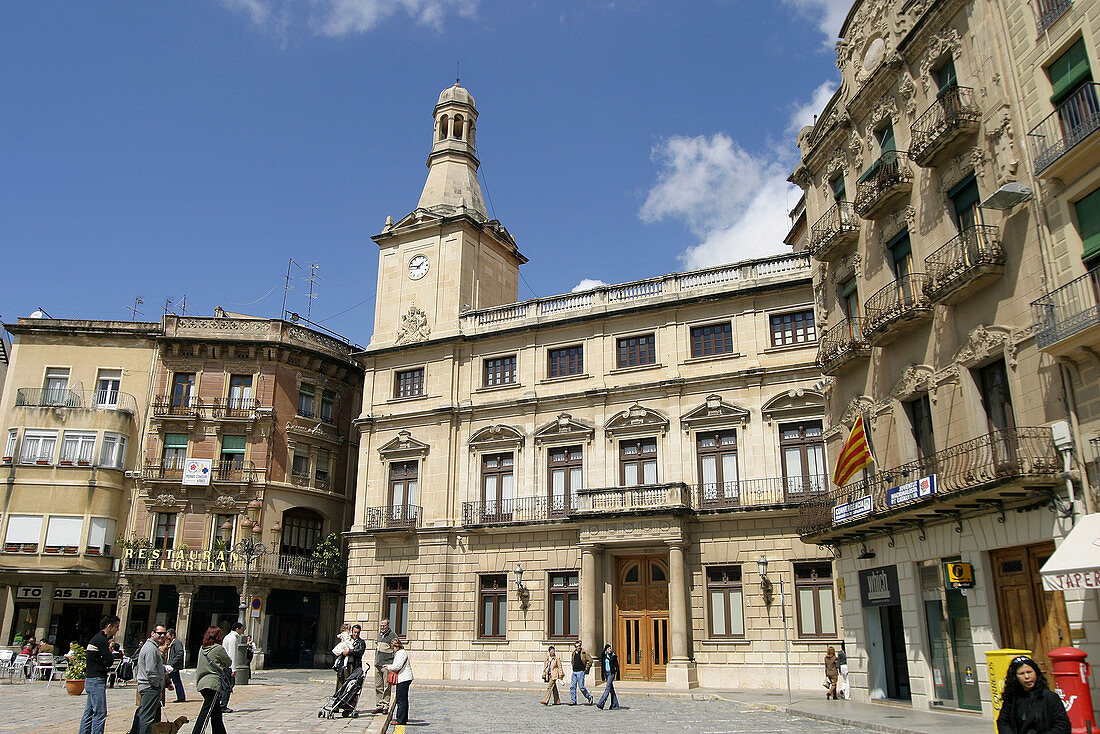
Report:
580,543,601,655
175,584,195,665
34,581,56,642
115,577,133,647
665,541,697,689
0,586,15,643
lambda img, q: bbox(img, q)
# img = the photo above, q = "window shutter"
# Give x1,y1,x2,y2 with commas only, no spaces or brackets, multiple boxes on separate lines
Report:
45,516,84,547
5,515,43,544
87,518,115,551
222,435,247,452
887,230,912,259
164,433,188,448
1075,187,1100,261
1049,39,1092,104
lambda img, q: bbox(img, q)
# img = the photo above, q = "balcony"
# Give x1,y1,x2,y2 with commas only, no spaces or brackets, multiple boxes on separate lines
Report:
143,461,185,481
816,317,873,375
573,482,691,515
463,495,577,526
213,460,262,483
1028,83,1100,180
910,86,981,167
123,548,341,579
798,427,1061,543
854,151,913,219
211,397,263,420
863,274,934,345
152,396,204,419
808,202,859,261
692,475,827,511
924,225,1006,304
363,504,421,530
1036,0,1072,35
15,388,137,414
1032,266,1100,355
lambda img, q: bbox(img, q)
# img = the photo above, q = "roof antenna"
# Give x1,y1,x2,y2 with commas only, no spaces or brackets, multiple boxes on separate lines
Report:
456,60,460,85
127,297,144,321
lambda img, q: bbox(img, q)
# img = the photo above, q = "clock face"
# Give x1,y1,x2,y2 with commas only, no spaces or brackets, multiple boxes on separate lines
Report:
408,254,429,280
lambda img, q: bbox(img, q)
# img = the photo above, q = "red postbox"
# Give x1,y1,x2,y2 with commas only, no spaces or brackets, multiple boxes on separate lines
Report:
1049,647,1095,734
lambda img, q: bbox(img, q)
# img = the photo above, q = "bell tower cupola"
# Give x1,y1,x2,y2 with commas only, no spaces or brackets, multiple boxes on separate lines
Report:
416,82,486,219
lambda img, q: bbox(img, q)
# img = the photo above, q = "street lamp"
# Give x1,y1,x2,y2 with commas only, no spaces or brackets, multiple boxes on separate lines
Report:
759,556,792,705
226,501,270,634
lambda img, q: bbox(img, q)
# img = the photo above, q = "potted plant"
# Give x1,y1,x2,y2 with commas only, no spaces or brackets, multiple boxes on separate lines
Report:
65,642,86,695
311,533,346,578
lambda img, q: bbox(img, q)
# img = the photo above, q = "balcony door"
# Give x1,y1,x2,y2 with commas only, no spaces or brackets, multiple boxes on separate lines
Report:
616,555,669,682
977,359,1017,471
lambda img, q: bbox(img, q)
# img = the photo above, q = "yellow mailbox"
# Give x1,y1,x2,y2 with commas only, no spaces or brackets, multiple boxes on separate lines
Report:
985,648,1032,728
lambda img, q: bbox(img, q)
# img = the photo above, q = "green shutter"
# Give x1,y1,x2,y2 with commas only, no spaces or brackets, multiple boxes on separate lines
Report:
950,176,981,222
1075,187,1100,261
221,435,247,452
839,279,858,298
878,125,897,154
1049,39,1092,104
164,433,188,448
887,230,911,259
935,59,958,92
830,173,846,202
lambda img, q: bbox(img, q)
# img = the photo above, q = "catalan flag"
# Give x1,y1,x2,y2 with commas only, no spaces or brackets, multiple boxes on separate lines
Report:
832,414,875,487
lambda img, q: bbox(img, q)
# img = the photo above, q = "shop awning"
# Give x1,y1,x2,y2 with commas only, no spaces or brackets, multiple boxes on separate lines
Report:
1041,513,1100,591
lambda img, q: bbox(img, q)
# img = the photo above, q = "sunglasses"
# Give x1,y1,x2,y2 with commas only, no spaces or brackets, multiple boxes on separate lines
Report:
1012,656,1033,665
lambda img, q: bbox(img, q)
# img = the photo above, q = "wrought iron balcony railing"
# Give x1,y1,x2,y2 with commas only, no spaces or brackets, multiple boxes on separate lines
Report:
1028,82,1100,175
211,397,263,419
1032,266,1100,349
152,396,204,418
462,494,577,526
213,460,262,482
863,274,933,342
15,388,138,414
854,151,913,218
924,225,1006,303
798,427,1060,538
910,86,981,166
143,460,185,481
808,202,859,260
816,317,872,374
363,504,422,530
123,548,340,578
692,475,827,510
1036,0,1072,34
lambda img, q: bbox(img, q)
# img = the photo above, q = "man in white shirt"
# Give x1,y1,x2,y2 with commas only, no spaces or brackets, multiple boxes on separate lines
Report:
219,622,244,712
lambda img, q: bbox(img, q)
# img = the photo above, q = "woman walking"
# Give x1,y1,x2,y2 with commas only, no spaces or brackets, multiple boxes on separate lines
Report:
596,643,620,710
192,626,232,734
824,646,840,699
540,646,564,705
383,638,414,730
996,655,1071,734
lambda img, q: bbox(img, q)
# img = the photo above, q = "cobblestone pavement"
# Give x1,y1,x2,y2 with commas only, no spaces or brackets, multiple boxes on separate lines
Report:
0,674,881,734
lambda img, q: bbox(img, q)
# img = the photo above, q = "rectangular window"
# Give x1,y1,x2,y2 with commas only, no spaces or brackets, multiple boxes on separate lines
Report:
548,346,584,377
707,566,745,637
904,394,936,461
616,334,656,368
875,123,896,154
394,368,425,398
43,368,71,406
389,461,419,511
4,429,18,461
549,572,579,639
978,359,1016,433
949,175,981,232
4,514,43,552
620,438,658,486
385,577,410,637
933,57,958,93
770,310,817,346
548,445,583,513
320,390,335,423
94,369,122,407
780,421,826,496
291,453,311,479
153,512,176,550
162,433,188,470
690,322,733,357
1047,38,1091,105
830,172,846,202
99,433,128,469
298,383,316,418
887,229,913,279
697,430,738,502
20,430,58,464
484,356,518,387
795,562,837,637
839,278,859,319
86,518,115,556
227,374,253,410
481,453,514,515
1074,186,1100,263
59,431,97,465
479,574,507,639
220,435,247,471
210,513,235,548
170,372,195,408
44,515,83,554
315,448,330,485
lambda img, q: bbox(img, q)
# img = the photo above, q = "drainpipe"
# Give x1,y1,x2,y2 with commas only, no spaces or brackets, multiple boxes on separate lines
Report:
1057,360,1095,514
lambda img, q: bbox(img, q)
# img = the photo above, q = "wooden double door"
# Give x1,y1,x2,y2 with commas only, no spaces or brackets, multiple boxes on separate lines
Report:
991,542,1070,667
615,555,670,681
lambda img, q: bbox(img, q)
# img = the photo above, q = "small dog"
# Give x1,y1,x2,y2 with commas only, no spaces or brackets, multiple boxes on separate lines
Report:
150,715,190,734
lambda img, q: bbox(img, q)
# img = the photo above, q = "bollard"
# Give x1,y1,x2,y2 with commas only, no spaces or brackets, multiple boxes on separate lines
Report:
1049,647,1095,734
235,640,252,685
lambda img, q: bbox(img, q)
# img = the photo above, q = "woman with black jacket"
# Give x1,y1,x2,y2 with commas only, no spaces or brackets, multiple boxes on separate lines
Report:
997,655,1071,734
596,643,620,710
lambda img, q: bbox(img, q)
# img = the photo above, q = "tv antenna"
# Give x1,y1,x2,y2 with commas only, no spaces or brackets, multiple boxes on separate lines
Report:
306,263,321,322
163,298,173,317
179,295,189,316
127,297,144,321
281,258,302,316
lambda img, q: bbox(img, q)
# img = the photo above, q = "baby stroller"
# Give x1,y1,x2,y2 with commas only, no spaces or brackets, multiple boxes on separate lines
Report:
319,663,368,719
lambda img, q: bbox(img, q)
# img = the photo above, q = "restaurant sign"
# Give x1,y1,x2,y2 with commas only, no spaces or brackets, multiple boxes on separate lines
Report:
125,546,249,573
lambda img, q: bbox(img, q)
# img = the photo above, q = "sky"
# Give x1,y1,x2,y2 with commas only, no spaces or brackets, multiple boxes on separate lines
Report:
1,0,850,346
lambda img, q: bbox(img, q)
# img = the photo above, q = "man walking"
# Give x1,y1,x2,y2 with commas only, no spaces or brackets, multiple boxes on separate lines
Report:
371,619,398,714
79,614,120,734
127,624,167,734
219,622,244,713
165,629,186,703
569,641,594,705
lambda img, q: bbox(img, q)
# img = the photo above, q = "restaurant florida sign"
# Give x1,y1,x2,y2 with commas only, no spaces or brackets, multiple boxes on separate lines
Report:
125,546,250,572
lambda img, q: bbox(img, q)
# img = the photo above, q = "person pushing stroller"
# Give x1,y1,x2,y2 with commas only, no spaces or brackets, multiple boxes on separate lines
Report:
321,624,368,718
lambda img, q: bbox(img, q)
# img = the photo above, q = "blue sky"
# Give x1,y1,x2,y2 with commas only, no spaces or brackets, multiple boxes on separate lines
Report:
1,0,848,344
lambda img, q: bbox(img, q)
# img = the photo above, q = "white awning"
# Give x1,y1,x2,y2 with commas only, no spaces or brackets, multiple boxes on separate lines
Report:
1041,513,1100,591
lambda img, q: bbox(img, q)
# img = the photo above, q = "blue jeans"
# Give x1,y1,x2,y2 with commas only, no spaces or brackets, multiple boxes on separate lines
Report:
597,672,619,709
570,671,591,703
168,669,186,701
79,677,107,734
394,680,411,724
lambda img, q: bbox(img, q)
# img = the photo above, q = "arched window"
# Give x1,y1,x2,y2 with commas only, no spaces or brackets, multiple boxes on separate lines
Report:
452,114,464,139
438,115,449,141
280,508,323,557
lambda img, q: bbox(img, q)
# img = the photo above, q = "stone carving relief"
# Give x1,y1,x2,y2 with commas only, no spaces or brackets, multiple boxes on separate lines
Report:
847,130,866,170
469,424,525,451
534,413,595,443
394,306,431,345
869,96,899,129
839,0,890,78
826,395,876,439
605,403,670,438
377,429,430,459
890,364,936,401
919,29,962,93
985,106,1020,181
953,324,1012,368
879,207,917,247
681,395,751,430
213,495,239,510
899,72,918,117
149,493,186,511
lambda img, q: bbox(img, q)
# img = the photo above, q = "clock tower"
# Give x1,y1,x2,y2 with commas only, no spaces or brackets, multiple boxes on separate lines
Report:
368,83,527,350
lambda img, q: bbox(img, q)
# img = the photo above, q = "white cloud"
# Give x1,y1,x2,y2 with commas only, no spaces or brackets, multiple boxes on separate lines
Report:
788,80,839,138
572,278,608,292
223,0,478,36
780,0,851,42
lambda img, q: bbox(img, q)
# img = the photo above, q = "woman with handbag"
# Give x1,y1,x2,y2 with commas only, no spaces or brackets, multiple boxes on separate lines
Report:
824,646,840,700
192,626,232,734
382,638,413,729
540,646,564,705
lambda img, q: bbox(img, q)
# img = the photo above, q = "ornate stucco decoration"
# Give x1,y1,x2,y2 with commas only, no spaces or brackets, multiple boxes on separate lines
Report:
953,324,1012,368
899,72,918,117
889,364,936,402
825,395,875,439
605,404,669,440
680,395,751,432
835,252,863,285
213,495,239,510
879,207,916,247
533,413,595,445
918,28,962,93
847,130,866,170
286,420,342,446
394,306,431,345
468,424,525,453
790,165,814,190
985,105,1019,181
148,493,186,511
761,389,825,424
377,429,430,460
869,96,899,129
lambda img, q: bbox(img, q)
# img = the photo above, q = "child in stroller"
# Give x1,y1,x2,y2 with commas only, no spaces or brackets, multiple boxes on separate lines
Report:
319,663,369,718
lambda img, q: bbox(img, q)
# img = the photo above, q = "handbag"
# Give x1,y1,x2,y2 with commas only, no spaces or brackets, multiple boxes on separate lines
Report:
386,669,399,685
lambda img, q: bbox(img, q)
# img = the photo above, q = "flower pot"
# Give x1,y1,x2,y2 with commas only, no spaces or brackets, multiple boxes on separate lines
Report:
65,679,85,696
